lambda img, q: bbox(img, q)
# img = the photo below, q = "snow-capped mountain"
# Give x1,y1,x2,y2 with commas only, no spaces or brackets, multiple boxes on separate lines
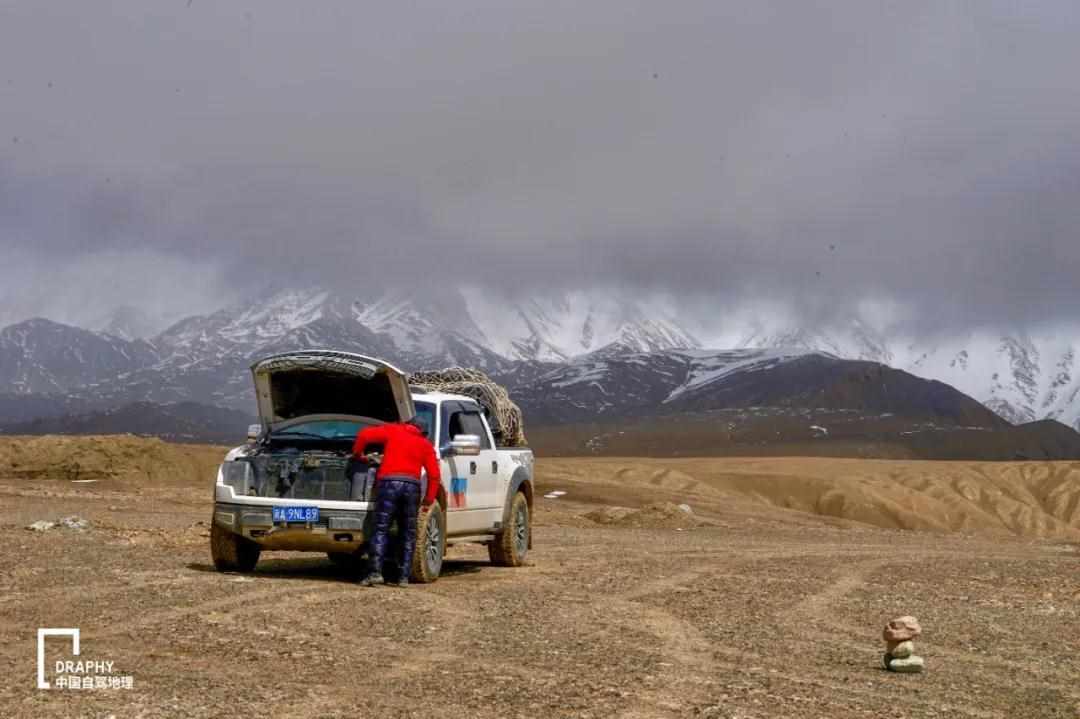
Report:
512,347,1007,427
736,321,1080,431
460,288,700,362
736,318,894,366
0,286,697,410
512,348,808,422
0,318,159,395
152,287,523,375
96,306,162,341
149,286,697,372
903,331,1080,430
5,286,1078,433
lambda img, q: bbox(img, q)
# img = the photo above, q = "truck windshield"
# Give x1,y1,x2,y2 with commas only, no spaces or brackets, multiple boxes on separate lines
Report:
269,403,435,443
270,420,369,441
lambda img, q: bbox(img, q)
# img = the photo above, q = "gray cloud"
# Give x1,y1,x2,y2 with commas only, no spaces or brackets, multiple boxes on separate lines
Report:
2,0,1079,333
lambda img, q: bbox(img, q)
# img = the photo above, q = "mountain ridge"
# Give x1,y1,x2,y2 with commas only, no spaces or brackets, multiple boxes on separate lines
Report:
2,287,1079,432
736,320,1080,431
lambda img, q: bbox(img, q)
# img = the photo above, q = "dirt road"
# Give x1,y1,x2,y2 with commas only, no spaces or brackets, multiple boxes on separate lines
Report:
1,439,1077,718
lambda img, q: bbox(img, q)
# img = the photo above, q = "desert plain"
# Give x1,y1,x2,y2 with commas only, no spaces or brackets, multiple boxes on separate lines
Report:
0,436,1077,718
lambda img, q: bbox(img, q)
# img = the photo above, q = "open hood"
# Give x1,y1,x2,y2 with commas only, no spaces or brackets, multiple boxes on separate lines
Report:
250,351,415,429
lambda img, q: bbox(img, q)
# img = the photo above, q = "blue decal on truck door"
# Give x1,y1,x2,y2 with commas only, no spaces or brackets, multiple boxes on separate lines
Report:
450,477,467,508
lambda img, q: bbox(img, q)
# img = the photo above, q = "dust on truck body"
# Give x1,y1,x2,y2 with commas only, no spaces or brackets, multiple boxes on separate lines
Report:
211,350,534,583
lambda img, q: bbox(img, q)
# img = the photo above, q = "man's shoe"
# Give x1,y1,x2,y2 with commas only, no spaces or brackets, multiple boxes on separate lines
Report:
396,577,409,588
360,572,383,587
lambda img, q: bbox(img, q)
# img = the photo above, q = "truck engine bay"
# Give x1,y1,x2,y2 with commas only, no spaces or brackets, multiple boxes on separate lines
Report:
222,447,379,502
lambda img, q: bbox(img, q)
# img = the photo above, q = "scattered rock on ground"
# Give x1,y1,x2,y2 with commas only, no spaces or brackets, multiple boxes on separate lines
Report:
59,515,90,530
882,655,925,673
584,506,635,524
28,517,91,531
585,502,707,529
887,640,915,658
883,616,922,642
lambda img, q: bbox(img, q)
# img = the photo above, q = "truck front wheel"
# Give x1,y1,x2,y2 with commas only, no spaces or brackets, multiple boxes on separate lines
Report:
489,491,529,567
410,503,446,583
211,523,260,572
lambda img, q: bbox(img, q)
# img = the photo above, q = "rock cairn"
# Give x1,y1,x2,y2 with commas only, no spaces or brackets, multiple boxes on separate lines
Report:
882,616,924,673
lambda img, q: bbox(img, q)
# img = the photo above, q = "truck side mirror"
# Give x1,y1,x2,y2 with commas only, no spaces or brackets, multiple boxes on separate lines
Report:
246,424,262,442
447,434,481,457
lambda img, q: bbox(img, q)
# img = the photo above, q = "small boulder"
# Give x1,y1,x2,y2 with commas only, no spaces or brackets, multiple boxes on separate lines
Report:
26,521,55,532
882,654,925,673
883,616,922,642
59,516,90,530
677,504,693,514
887,640,915,658
584,506,635,524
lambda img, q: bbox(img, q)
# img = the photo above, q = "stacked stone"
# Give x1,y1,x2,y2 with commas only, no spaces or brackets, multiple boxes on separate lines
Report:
882,616,925,673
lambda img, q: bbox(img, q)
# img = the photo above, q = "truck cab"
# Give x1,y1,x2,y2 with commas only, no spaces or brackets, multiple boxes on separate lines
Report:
210,350,534,583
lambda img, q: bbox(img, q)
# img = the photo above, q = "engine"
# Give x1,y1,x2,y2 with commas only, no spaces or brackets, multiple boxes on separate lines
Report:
223,448,377,502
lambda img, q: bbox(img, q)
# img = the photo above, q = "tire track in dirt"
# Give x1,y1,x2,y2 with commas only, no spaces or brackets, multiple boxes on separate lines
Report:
700,651,1005,719
266,587,477,718
616,557,1026,719
0,566,203,613
608,564,1008,719
786,558,884,622
778,556,1080,707
612,566,951,717
607,569,717,718
0,582,351,658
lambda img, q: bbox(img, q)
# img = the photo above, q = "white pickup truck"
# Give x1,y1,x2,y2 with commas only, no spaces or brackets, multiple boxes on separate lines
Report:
211,351,534,583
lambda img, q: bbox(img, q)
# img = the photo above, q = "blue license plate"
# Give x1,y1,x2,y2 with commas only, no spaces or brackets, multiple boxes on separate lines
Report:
272,506,320,523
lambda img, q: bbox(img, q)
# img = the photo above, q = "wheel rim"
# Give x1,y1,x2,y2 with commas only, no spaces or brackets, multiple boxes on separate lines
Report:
426,511,443,574
514,504,529,556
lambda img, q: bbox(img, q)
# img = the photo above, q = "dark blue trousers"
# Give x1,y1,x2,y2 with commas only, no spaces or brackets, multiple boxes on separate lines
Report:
368,476,420,577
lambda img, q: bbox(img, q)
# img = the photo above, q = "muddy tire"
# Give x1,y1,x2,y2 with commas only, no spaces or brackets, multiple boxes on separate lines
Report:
211,523,260,572
410,503,446,583
489,491,529,567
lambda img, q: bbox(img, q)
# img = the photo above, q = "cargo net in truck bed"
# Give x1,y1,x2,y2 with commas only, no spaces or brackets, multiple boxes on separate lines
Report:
408,368,527,448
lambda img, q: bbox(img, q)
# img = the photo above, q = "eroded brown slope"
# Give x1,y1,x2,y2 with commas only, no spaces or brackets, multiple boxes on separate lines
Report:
540,456,1080,540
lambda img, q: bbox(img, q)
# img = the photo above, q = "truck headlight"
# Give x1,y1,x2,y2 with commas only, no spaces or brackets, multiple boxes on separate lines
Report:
220,461,254,495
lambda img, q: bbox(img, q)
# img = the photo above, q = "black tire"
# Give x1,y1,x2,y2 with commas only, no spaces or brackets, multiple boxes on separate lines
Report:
410,503,446,583
211,523,260,572
489,491,529,567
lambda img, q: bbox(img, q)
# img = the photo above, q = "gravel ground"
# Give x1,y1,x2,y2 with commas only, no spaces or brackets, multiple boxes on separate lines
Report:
0,456,1078,719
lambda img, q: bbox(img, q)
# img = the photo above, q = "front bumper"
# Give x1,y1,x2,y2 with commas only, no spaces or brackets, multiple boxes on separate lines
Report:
212,501,372,552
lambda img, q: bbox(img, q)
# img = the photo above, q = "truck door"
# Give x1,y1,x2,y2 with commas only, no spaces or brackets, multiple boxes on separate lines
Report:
440,402,500,531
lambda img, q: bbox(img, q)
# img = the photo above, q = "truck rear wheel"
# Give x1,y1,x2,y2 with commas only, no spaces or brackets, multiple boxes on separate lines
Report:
410,503,445,583
211,523,260,572
489,491,529,567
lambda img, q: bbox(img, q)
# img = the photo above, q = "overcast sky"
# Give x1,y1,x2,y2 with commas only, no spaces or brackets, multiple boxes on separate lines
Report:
1,0,1078,335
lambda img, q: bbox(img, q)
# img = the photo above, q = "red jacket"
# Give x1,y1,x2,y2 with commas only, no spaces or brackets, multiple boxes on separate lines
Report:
352,423,442,505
